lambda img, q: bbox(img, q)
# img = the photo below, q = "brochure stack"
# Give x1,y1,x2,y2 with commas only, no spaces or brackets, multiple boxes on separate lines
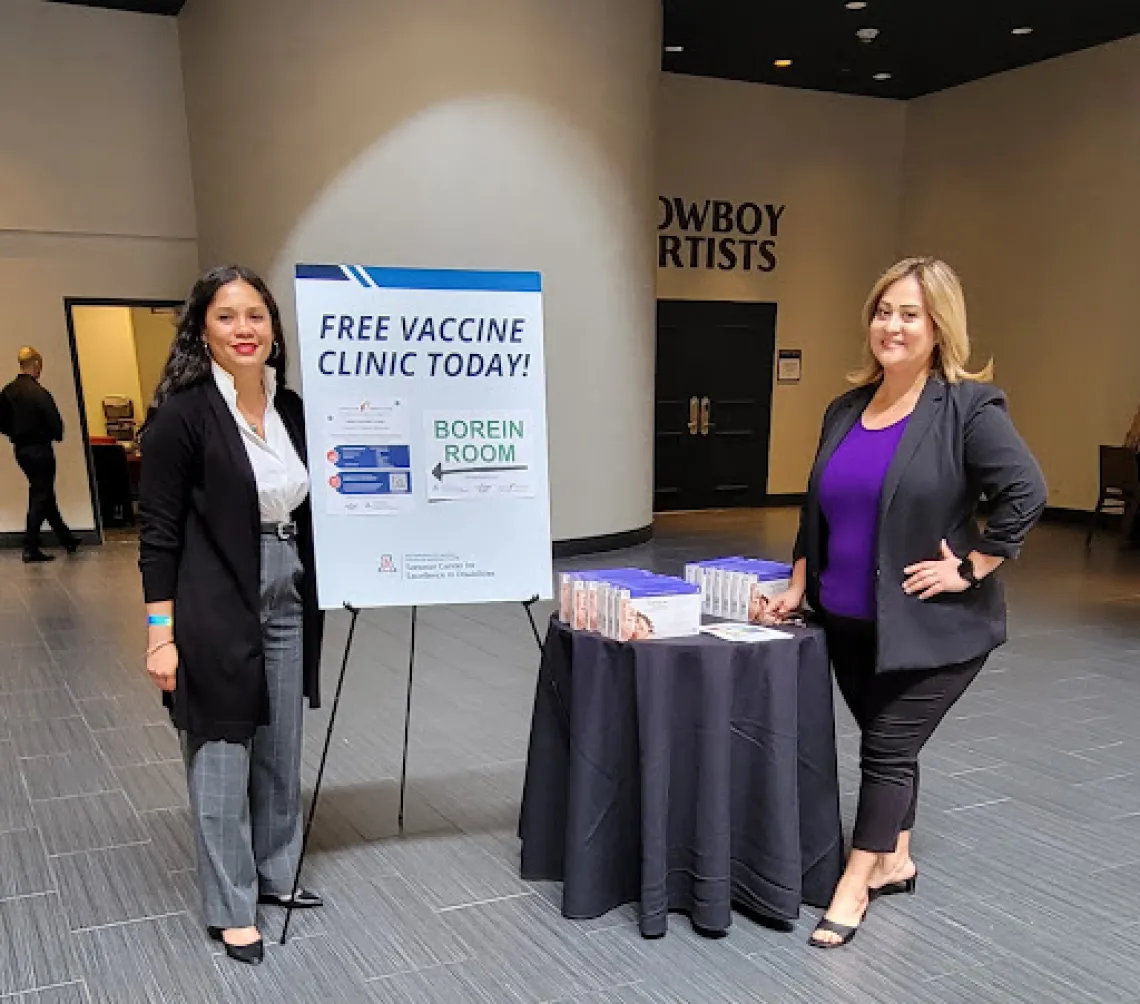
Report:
558,570,701,641
683,558,792,623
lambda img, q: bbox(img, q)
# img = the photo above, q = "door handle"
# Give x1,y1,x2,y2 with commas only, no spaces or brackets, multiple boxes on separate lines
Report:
700,397,711,436
688,397,699,436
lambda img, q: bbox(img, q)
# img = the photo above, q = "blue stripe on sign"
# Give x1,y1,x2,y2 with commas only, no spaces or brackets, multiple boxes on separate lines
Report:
346,265,372,287
295,264,350,281
361,267,542,292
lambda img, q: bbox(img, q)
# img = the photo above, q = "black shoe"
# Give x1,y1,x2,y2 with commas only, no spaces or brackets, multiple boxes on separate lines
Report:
63,539,81,555
809,910,866,949
258,888,323,909
207,927,264,965
22,550,54,563
869,872,917,901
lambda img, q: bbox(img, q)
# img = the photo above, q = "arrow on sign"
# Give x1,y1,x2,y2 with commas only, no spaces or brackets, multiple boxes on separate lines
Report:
432,462,529,481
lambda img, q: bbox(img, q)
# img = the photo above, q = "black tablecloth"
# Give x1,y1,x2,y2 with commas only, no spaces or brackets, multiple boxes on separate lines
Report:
518,617,843,938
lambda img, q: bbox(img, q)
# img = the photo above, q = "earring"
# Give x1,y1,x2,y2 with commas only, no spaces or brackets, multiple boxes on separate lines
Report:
269,341,281,363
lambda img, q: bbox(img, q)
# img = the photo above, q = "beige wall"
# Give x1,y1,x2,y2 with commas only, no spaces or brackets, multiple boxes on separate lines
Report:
180,0,662,542
72,307,145,438
901,36,1140,510
656,74,908,495
0,1,197,534
131,307,179,412
2,0,1127,529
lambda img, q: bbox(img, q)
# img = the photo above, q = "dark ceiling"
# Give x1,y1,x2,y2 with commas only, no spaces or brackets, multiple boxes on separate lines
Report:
50,0,1140,102
49,0,185,15
663,0,1140,100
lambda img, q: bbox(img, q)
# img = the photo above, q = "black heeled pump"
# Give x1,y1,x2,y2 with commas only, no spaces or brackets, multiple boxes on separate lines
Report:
208,927,264,965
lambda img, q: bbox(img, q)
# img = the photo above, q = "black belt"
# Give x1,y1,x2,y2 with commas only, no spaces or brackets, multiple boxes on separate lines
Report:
260,521,297,540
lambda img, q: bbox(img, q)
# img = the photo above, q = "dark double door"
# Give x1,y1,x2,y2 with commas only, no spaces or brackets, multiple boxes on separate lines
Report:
654,300,776,512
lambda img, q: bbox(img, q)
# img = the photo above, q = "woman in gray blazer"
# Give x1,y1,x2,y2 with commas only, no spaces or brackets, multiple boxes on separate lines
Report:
767,257,1047,948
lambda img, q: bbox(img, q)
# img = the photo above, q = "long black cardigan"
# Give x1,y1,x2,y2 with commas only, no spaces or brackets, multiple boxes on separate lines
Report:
138,379,323,741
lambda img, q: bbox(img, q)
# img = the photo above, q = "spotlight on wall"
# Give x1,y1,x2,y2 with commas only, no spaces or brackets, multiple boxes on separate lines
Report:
774,58,793,68
856,27,880,43
845,1,868,9
665,45,684,53
873,72,892,81
1011,26,1033,36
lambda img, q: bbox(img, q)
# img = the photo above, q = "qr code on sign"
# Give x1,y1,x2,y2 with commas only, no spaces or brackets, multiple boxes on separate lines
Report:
390,472,409,493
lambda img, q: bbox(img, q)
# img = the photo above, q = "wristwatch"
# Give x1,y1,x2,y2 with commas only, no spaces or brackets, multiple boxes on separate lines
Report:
957,556,981,589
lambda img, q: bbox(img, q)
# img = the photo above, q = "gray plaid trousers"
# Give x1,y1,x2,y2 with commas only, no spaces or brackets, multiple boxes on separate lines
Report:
183,535,305,929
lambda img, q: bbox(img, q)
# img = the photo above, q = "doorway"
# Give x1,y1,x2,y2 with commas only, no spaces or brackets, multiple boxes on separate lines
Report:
654,299,776,512
64,299,181,542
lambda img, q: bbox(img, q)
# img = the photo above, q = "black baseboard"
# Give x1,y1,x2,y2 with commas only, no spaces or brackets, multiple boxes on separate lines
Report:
974,501,1099,525
553,524,653,559
1042,506,1099,525
763,493,806,507
0,529,100,550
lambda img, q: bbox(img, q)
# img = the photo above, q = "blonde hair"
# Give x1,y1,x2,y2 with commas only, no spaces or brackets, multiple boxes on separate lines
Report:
849,256,993,386
17,347,42,370
1126,406,1140,452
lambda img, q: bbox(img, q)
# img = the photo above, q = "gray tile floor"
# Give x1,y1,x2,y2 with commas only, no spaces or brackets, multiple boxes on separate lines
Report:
0,511,1137,1002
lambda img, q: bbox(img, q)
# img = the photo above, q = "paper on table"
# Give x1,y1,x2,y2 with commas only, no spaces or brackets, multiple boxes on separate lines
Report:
700,623,794,643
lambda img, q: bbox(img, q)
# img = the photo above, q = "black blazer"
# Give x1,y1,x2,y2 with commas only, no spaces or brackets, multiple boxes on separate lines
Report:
138,379,323,741
794,376,1046,673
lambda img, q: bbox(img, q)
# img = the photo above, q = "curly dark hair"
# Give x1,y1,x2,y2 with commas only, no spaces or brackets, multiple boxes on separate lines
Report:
148,265,289,415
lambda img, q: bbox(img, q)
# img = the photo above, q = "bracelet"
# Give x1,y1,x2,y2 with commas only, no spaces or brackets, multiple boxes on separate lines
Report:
147,614,173,628
146,639,175,659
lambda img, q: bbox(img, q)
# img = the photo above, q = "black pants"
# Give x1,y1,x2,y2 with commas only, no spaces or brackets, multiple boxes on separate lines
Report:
15,444,74,554
823,613,985,854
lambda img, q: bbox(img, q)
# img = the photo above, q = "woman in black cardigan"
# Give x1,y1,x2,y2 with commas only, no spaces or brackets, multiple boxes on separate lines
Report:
139,266,323,965
767,257,1047,948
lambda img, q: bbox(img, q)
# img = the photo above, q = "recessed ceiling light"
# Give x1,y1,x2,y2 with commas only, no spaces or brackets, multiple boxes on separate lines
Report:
873,72,892,81
845,1,868,8
774,58,793,68
665,45,684,53
1011,26,1033,36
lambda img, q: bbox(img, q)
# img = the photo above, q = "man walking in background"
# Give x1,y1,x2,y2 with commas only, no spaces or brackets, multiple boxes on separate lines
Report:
0,347,80,562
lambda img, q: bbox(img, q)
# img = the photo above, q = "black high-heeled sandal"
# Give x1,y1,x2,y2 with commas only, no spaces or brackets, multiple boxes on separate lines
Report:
809,910,866,949
869,872,917,900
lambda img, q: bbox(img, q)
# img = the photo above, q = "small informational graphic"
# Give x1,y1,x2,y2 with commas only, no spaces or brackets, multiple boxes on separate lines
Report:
424,411,535,502
325,470,413,515
324,398,408,441
294,264,553,609
322,399,413,516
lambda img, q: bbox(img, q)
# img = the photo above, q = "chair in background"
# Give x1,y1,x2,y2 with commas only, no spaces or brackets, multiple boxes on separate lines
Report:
1086,445,1140,547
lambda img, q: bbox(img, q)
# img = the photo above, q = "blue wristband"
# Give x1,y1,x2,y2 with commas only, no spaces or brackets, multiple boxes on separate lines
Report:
147,614,173,628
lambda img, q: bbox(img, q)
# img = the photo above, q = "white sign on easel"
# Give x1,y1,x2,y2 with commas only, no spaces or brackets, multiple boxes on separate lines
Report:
293,265,553,610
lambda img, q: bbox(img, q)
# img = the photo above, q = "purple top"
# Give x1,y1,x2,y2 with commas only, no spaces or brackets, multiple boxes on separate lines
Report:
818,415,910,621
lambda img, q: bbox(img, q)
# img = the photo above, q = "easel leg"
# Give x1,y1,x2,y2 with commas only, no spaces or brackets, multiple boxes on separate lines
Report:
397,606,418,833
281,603,360,946
521,594,544,653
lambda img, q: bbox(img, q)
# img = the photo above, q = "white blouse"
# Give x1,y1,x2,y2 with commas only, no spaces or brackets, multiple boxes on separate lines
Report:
212,362,310,524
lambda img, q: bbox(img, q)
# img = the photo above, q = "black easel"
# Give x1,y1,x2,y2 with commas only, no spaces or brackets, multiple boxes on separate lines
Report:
281,595,545,945
396,595,543,830
280,602,359,945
